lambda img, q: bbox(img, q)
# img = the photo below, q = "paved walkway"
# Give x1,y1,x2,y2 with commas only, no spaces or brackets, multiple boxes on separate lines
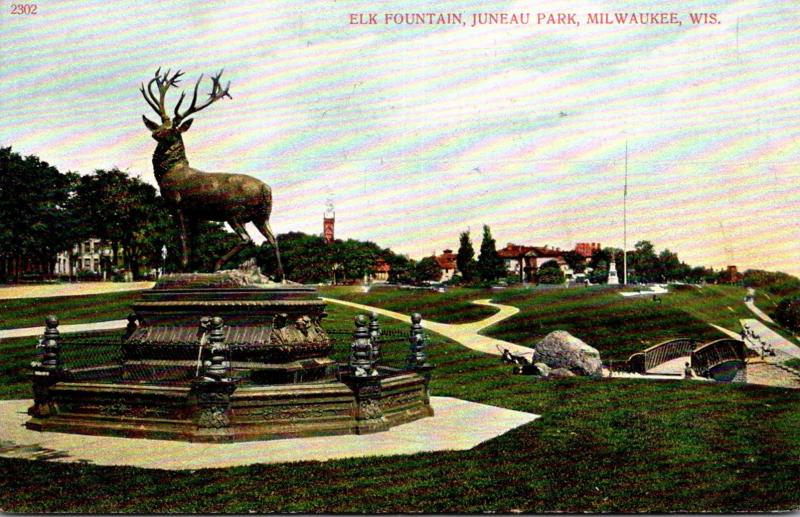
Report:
321,298,533,356
0,282,154,300
709,323,741,339
0,397,538,470
619,284,669,298
745,360,800,389
745,300,776,324
0,320,128,340
740,319,800,360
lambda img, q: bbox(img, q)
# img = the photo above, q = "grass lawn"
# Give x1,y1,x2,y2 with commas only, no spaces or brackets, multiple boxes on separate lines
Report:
0,291,143,330
1,292,800,512
319,285,498,324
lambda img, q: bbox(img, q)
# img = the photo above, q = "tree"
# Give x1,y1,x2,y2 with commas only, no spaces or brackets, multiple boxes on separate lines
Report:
657,249,682,282
414,256,442,283
73,169,166,278
537,260,565,284
631,240,658,283
477,225,505,282
589,260,609,284
383,253,415,284
0,147,79,281
775,296,800,333
456,230,477,282
561,250,587,274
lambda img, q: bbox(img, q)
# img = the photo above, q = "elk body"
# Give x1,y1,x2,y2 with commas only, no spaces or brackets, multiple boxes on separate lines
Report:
141,69,283,279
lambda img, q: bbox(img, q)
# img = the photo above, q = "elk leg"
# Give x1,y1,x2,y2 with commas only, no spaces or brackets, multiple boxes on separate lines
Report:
254,219,284,282
215,221,251,271
175,209,190,271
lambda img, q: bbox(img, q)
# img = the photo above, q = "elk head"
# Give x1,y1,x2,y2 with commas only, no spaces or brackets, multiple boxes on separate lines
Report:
140,68,232,143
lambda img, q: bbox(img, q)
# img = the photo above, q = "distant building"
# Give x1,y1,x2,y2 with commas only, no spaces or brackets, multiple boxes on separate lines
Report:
721,265,743,284
370,258,391,283
574,242,601,259
498,243,571,282
54,239,115,277
323,214,335,244
435,249,458,282
498,243,535,282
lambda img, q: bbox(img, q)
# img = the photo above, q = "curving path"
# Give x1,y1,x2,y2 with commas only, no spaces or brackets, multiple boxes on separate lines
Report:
0,281,154,300
321,298,533,356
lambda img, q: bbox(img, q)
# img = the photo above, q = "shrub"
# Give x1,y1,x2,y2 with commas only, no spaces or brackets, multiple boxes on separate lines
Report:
775,296,800,333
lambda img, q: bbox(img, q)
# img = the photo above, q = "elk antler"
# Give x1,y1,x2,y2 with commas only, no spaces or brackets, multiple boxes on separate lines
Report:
173,70,232,125
140,68,184,123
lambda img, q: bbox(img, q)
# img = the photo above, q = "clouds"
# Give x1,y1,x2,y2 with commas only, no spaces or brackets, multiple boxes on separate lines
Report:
1,0,798,274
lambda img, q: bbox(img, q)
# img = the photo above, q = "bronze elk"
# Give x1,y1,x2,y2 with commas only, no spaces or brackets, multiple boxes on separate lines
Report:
140,68,283,279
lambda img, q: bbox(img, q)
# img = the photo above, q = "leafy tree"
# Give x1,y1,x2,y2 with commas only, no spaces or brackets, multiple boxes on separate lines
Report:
537,260,565,284
414,256,442,283
589,260,609,284
72,169,169,278
0,147,79,280
657,249,682,282
631,240,658,283
384,253,415,284
477,225,505,282
456,230,477,282
775,296,800,333
562,250,587,274
743,269,800,296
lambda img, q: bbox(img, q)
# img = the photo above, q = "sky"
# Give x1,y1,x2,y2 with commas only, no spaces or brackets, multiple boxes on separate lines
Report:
2,0,798,275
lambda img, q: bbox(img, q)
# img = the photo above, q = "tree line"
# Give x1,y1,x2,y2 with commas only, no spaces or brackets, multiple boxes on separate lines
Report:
0,147,415,282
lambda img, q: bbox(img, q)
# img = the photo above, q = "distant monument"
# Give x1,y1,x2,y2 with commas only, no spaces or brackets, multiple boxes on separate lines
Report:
607,258,619,285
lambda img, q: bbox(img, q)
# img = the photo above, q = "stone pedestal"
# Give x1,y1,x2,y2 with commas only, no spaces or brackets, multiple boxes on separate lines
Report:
26,272,434,442
342,373,389,434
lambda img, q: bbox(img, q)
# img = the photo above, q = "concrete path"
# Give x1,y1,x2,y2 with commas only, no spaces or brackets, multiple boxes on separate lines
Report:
745,300,776,324
709,323,741,340
619,285,669,298
647,356,690,375
321,298,533,356
740,319,800,359
746,359,800,389
0,319,128,340
0,282,154,300
0,397,538,470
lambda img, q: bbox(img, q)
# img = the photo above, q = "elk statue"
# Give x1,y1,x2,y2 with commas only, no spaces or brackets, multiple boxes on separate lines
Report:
140,68,283,280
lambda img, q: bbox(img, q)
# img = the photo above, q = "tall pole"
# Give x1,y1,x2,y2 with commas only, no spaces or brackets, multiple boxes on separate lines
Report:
623,140,628,285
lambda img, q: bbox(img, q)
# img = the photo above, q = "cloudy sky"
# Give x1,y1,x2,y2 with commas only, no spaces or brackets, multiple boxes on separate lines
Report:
2,0,798,275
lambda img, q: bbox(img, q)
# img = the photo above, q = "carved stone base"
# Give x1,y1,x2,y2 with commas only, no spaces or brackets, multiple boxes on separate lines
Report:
25,371,432,442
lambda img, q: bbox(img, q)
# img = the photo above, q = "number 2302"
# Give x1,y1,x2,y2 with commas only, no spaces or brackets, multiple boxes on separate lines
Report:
11,4,38,14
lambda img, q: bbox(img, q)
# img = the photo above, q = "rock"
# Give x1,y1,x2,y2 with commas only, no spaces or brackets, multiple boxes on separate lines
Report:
533,331,603,378
533,362,551,377
548,368,576,378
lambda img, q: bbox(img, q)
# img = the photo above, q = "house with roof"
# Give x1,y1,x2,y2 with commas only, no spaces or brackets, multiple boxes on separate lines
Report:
369,258,391,283
497,243,571,283
435,249,458,282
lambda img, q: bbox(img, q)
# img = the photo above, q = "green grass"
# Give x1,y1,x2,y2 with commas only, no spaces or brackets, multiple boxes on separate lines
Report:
484,287,728,362
785,358,800,370
319,285,498,324
0,291,143,330
2,293,800,512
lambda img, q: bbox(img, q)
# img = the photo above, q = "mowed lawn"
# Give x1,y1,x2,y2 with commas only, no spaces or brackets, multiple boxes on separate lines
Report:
1,292,800,512
324,284,756,362
0,291,143,330
320,285,498,324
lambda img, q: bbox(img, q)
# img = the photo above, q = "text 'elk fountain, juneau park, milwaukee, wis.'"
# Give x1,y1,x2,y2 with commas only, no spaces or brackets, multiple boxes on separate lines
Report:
25,69,434,442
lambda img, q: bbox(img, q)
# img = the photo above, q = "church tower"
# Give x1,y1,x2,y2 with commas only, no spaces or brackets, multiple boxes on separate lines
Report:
323,198,335,244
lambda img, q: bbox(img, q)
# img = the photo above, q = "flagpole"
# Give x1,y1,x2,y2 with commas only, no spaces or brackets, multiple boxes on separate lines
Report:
623,140,628,285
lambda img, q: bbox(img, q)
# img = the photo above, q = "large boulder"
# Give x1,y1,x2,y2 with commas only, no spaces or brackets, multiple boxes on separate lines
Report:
534,331,603,378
